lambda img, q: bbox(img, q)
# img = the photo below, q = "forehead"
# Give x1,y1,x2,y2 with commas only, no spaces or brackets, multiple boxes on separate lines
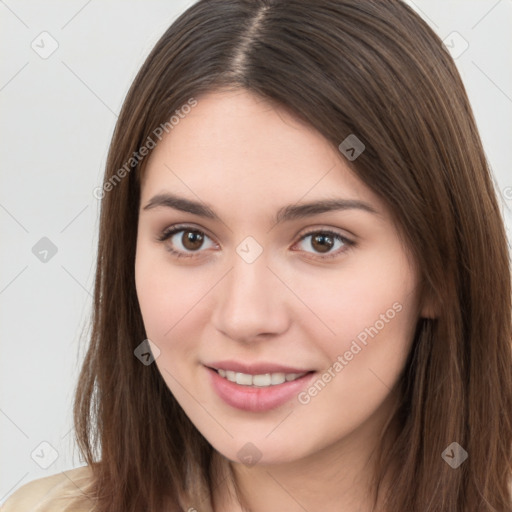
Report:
140,90,384,217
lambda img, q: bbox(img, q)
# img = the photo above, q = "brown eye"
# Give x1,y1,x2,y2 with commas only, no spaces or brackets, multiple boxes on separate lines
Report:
181,230,204,251
310,233,335,253
295,229,354,259
157,226,216,258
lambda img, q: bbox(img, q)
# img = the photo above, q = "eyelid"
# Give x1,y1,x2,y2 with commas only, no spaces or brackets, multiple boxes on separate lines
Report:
294,225,355,243
156,223,217,243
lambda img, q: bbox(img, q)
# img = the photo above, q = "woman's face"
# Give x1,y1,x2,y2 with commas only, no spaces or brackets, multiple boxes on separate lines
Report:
135,89,424,466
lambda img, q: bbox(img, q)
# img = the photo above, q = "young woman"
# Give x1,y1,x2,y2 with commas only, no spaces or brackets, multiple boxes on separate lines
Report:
3,0,511,511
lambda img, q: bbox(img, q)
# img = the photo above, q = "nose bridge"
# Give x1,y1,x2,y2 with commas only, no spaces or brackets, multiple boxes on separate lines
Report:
212,248,289,341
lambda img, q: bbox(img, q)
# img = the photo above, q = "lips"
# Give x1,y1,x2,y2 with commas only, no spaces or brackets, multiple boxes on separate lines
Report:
205,362,316,412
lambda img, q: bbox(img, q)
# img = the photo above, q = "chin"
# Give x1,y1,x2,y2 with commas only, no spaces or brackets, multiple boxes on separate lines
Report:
211,436,310,468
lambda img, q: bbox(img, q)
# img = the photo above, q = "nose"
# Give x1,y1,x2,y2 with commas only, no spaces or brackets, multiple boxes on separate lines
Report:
211,251,291,343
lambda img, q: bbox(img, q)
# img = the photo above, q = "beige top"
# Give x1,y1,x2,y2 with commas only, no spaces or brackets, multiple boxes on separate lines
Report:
1,466,94,512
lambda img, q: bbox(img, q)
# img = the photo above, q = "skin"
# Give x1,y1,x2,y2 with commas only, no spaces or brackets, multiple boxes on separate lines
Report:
135,89,430,511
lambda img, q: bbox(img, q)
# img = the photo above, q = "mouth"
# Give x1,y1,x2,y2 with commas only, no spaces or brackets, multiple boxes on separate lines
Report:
208,367,312,387
205,364,317,412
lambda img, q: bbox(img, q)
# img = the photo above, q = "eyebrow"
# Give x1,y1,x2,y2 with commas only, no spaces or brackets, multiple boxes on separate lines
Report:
142,192,378,224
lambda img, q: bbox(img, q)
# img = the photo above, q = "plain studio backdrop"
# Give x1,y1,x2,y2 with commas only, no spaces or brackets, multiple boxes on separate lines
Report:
0,0,511,504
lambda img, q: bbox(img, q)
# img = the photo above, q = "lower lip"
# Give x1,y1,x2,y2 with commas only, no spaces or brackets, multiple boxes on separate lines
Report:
206,366,316,412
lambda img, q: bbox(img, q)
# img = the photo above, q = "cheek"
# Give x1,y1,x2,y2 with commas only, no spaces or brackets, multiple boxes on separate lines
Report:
135,252,169,337
292,288,417,440
294,262,415,346
290,248,419,383
334,277,415,356
296,261,418,417
135,244,191,334
134,246,213,368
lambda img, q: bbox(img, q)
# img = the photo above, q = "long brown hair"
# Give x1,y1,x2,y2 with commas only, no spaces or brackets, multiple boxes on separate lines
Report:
71,1,512,510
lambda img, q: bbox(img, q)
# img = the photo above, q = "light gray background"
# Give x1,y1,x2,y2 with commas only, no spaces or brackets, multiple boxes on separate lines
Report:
1,0,511,503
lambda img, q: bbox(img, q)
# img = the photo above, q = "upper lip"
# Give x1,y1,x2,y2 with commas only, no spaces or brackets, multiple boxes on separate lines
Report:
205,360,313,375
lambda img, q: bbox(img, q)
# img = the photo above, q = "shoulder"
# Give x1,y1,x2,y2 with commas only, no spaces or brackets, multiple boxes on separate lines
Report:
1,466,95,512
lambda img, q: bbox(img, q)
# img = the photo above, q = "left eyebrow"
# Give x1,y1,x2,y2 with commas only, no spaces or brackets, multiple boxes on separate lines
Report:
141,192,379,224
274,198,378,224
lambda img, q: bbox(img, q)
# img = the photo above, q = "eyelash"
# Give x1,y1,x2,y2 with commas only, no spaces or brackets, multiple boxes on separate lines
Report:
156,224,355,261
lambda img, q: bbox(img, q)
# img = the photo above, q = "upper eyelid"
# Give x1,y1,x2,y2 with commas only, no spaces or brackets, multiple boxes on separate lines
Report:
159,223,218,243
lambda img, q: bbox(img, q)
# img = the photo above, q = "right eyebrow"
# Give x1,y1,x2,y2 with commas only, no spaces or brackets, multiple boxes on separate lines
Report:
142,193,219,219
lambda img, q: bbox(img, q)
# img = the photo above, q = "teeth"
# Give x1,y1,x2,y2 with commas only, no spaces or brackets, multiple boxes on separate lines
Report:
216,369,307,387
271,373,286,385
253,374,274,386
236,372,253,385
